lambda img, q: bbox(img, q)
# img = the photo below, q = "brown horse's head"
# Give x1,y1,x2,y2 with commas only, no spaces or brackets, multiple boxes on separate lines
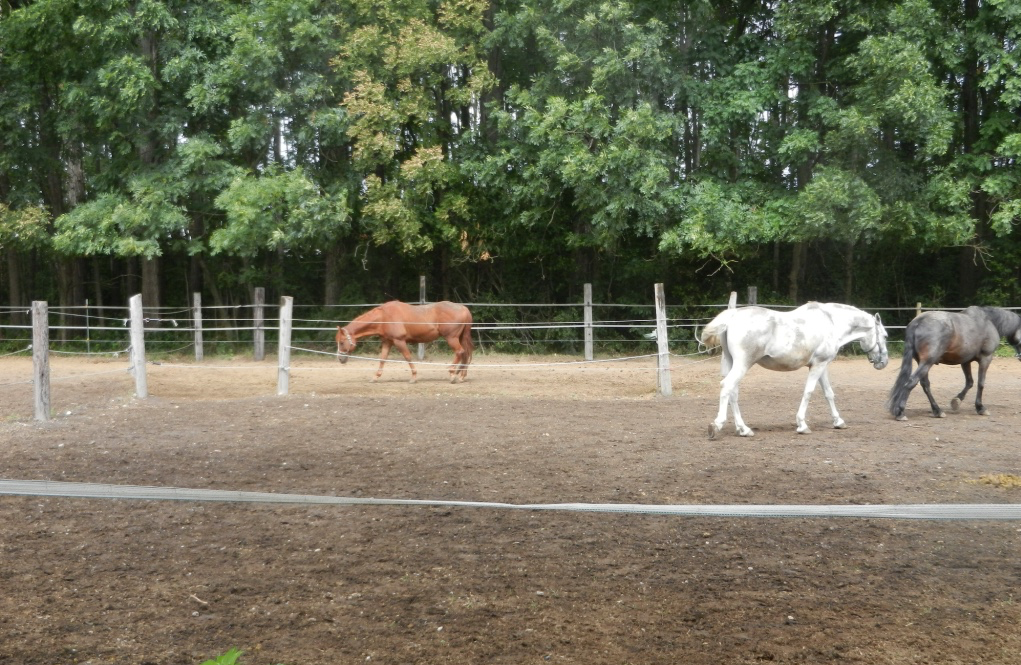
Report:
336,326,356,363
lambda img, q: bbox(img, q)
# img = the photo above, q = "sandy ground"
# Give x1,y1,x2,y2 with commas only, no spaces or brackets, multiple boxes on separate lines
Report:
2,349,1021,664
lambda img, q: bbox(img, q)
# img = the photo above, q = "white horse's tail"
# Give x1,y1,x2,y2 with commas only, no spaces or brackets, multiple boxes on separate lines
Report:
700,309,735,351
701,310,736,376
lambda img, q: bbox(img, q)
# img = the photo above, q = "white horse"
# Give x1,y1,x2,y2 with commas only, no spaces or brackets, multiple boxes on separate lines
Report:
700,302,889,438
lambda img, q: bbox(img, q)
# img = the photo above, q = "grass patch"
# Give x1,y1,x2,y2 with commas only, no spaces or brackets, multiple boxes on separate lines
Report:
974,474,1021,489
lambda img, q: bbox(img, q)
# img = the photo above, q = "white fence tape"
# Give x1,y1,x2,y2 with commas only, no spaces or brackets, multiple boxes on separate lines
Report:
2,479,1019,520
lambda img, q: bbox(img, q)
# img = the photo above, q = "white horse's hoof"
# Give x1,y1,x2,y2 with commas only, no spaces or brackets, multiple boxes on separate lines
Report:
797,426,811,434
737,427,754,437
708,423,721,440
950,398,961,412
833,420,846,430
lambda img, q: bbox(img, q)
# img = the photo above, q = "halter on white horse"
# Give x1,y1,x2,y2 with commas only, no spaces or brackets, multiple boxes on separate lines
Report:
701,302,889,438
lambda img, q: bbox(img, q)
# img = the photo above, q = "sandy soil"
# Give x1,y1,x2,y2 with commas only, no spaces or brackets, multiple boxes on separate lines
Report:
2,349,1021,665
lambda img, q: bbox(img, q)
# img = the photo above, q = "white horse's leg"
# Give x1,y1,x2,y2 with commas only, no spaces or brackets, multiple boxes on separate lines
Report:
795,363,828,434
711,358,752,438
729,384,754,437
818,369,846,429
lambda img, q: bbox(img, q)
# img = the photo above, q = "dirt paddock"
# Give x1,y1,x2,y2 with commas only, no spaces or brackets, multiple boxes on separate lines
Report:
3,350,1021,664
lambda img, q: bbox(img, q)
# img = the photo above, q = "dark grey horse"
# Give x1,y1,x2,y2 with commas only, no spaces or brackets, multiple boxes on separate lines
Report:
888,306,1021,420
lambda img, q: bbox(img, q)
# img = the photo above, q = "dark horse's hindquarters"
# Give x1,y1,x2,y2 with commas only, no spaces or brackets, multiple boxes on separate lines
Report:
888,306,1021,420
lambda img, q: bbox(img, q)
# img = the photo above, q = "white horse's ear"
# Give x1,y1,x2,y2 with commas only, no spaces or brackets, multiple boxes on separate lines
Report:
875,313,882,324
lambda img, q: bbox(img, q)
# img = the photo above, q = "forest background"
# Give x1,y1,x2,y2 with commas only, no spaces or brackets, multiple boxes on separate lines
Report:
2,0,1020,321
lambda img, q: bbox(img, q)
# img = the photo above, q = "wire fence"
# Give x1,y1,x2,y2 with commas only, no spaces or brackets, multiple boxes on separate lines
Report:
3,300,1020,365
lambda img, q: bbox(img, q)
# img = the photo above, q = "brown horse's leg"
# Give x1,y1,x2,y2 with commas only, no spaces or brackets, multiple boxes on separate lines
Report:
374,340,393,381
392,340,418,383
951,362,974,412
445,335,464,383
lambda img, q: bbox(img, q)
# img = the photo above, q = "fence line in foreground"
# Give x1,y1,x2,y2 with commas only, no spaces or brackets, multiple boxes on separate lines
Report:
1,479,1019,520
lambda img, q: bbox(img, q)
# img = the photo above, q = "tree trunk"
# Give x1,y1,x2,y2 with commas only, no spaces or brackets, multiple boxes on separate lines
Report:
843,240,855,303
324,242,342,306
6,247,25,329
142,256,161,326
125,256,139,300
788,241,806,303
958,0,983,301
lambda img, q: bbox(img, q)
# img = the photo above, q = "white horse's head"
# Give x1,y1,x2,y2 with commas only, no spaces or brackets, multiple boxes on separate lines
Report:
862,313,889,370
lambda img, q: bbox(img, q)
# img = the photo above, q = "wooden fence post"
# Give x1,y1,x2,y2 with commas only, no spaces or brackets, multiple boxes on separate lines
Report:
32,301,50,422
253,287,266,361
728,291,738,309
128,294,148,398
583,283,593,361
418,275,426,360
654,283,672,397
747,286,758,306
193,292,204,362
277,296,293,396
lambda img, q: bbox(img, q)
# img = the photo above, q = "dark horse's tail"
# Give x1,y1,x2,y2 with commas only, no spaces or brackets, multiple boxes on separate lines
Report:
887,323,917,417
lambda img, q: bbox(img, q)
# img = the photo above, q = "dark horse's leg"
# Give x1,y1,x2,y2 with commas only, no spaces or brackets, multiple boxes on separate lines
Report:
950,362,974,412
973,355,993,415
894,359,943,420
917,371,945,418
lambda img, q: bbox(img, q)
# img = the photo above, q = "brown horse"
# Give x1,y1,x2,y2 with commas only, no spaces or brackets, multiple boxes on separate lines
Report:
336,300,474,383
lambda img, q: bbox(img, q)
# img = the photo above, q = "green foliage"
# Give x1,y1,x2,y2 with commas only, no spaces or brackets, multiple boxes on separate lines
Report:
0,204,50,251
211,166,350,256
53,187,187,258
3,0,1021,311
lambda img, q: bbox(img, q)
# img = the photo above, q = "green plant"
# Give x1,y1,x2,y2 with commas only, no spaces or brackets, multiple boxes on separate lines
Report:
198,648,283,665
200,649,243,665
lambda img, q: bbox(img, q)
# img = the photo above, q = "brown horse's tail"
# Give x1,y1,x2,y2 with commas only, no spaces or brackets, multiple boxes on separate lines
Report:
459,315,475,379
